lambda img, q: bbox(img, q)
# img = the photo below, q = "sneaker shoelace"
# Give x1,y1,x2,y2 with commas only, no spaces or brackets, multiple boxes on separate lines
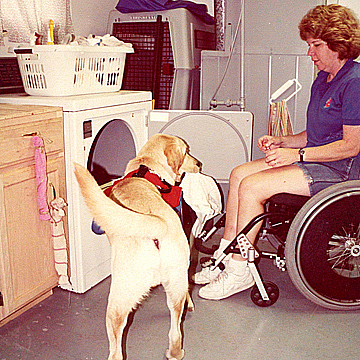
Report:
211,270,229,285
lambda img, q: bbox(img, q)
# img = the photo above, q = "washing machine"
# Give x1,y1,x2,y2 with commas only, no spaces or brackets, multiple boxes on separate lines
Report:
148,110,253,199
0,90,152,293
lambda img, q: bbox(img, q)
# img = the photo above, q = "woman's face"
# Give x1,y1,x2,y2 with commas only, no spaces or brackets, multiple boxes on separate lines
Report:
306,37,341,74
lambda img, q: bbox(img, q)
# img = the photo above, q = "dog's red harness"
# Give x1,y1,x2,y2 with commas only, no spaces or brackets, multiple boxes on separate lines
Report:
104,165,182,208
92,165,183,235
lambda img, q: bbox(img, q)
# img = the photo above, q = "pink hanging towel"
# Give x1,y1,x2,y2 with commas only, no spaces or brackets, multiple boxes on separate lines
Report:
32,136,51,221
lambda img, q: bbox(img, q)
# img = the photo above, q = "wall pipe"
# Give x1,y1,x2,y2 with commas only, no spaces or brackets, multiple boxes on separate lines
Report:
209,0,246,111
239,0,245,111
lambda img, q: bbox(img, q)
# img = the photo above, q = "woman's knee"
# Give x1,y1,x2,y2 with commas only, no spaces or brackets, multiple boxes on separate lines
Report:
229,165,245,186
229,159,266,186
238,174,269,204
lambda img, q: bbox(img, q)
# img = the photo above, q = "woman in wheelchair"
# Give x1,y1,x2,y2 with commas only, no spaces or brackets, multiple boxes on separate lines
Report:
195,4,360,303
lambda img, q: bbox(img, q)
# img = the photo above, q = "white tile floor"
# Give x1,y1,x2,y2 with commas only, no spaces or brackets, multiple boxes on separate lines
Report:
1,249,359,360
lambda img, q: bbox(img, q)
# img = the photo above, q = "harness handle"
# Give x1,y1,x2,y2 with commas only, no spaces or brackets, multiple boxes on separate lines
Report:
132,164,149,178
132,164,173,193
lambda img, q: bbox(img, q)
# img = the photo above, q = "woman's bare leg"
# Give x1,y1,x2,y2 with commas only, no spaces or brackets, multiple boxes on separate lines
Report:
235,164,310,254
198,162,311,300
223,158,270,241
192,158,268,285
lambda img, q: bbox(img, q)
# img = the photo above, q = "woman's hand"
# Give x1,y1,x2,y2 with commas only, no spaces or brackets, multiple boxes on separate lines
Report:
264,148,299,167
258,135,282,153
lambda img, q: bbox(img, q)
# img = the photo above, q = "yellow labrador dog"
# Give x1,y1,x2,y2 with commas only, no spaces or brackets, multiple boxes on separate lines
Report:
74,134,201,360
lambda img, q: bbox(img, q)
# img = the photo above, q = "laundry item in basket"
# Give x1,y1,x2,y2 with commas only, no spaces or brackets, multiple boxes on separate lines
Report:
62,33,133,48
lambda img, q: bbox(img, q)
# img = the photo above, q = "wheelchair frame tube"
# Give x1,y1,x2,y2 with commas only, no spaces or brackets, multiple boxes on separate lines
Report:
211,212,289,268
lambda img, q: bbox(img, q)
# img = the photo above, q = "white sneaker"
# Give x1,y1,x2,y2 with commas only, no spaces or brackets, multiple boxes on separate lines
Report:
193,238,232,285
198,266,255,300
192,264,223,285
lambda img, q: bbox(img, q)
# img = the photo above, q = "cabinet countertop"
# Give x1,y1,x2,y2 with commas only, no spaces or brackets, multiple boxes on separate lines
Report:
0,104,63,129
0,103,62,120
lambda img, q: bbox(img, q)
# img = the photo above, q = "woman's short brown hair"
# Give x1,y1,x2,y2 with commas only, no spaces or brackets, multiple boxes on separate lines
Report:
299,4,360,59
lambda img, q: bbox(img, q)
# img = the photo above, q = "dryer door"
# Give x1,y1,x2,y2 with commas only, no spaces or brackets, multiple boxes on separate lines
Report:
85,119,137,186
148,110,253,191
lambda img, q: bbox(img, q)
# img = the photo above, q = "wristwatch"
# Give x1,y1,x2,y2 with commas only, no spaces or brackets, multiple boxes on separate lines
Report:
299,148,305,162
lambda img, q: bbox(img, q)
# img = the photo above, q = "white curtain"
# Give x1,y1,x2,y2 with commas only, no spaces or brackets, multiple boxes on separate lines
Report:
0,0,73,44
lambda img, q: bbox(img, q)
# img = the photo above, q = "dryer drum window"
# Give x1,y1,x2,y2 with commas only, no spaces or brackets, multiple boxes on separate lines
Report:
87,119,136,186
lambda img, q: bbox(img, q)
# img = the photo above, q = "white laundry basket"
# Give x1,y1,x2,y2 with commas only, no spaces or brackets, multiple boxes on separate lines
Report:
15,45,133,96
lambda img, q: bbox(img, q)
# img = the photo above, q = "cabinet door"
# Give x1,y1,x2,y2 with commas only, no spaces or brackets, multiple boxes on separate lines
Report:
0,156,61,316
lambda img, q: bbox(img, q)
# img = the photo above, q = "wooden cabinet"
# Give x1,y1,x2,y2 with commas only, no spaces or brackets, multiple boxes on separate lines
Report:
0,104,66,326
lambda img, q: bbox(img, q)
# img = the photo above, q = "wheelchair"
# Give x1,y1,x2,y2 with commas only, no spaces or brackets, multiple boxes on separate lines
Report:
194,180,360,310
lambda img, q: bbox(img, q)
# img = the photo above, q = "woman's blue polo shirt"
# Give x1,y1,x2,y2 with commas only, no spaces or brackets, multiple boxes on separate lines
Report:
306,59,360,157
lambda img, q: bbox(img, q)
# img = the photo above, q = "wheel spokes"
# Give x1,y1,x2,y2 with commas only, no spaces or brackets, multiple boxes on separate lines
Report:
327,225,360,278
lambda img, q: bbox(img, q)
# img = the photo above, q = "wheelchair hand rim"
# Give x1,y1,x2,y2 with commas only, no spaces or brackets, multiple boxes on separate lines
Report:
285,182,360,310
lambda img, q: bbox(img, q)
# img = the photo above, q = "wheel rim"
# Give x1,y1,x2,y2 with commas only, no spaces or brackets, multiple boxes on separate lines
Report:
295,191,360,306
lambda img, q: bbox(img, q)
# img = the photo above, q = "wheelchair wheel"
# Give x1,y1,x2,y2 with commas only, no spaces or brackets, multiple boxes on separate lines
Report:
250,281,279,307
285,180,360,310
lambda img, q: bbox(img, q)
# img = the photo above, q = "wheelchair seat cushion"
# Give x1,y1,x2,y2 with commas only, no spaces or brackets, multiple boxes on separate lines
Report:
268,193,310,208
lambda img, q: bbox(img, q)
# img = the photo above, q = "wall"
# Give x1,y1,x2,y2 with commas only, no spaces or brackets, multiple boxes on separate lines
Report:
201,0,321,159
70,0,117,36
328,0,360,18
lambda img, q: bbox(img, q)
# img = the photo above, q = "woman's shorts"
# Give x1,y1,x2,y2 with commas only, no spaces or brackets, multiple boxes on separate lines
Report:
295,157,360,196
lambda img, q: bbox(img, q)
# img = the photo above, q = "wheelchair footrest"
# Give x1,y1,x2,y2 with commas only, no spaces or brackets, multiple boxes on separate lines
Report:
200,257,226,271
237,234,259,259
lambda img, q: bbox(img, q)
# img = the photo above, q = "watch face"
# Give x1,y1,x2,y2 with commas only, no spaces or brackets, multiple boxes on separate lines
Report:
299,149,305,155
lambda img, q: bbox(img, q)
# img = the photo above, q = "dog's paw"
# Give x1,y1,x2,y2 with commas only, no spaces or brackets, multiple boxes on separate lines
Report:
165,349,185,360
186,293,194,312
186,302,195,312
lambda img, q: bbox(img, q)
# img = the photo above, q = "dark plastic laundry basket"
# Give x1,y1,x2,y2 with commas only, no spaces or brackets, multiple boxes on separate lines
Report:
0,57,24,94
112,17,174,109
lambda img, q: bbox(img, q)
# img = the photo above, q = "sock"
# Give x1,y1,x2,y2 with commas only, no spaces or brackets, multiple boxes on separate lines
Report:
227,256,248,275
213,238,232,258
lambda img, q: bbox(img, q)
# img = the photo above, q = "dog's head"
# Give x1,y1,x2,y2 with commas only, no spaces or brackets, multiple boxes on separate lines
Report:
126,134,201,184
163,135,201,177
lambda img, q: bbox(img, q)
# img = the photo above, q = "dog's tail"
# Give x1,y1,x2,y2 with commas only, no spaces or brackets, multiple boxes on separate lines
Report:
73,162,167,240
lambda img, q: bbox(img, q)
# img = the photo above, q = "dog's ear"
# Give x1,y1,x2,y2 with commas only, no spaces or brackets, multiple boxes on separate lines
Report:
164,139,186,175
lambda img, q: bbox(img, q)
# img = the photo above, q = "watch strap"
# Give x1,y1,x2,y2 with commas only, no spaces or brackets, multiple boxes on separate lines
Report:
299,148,305,162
